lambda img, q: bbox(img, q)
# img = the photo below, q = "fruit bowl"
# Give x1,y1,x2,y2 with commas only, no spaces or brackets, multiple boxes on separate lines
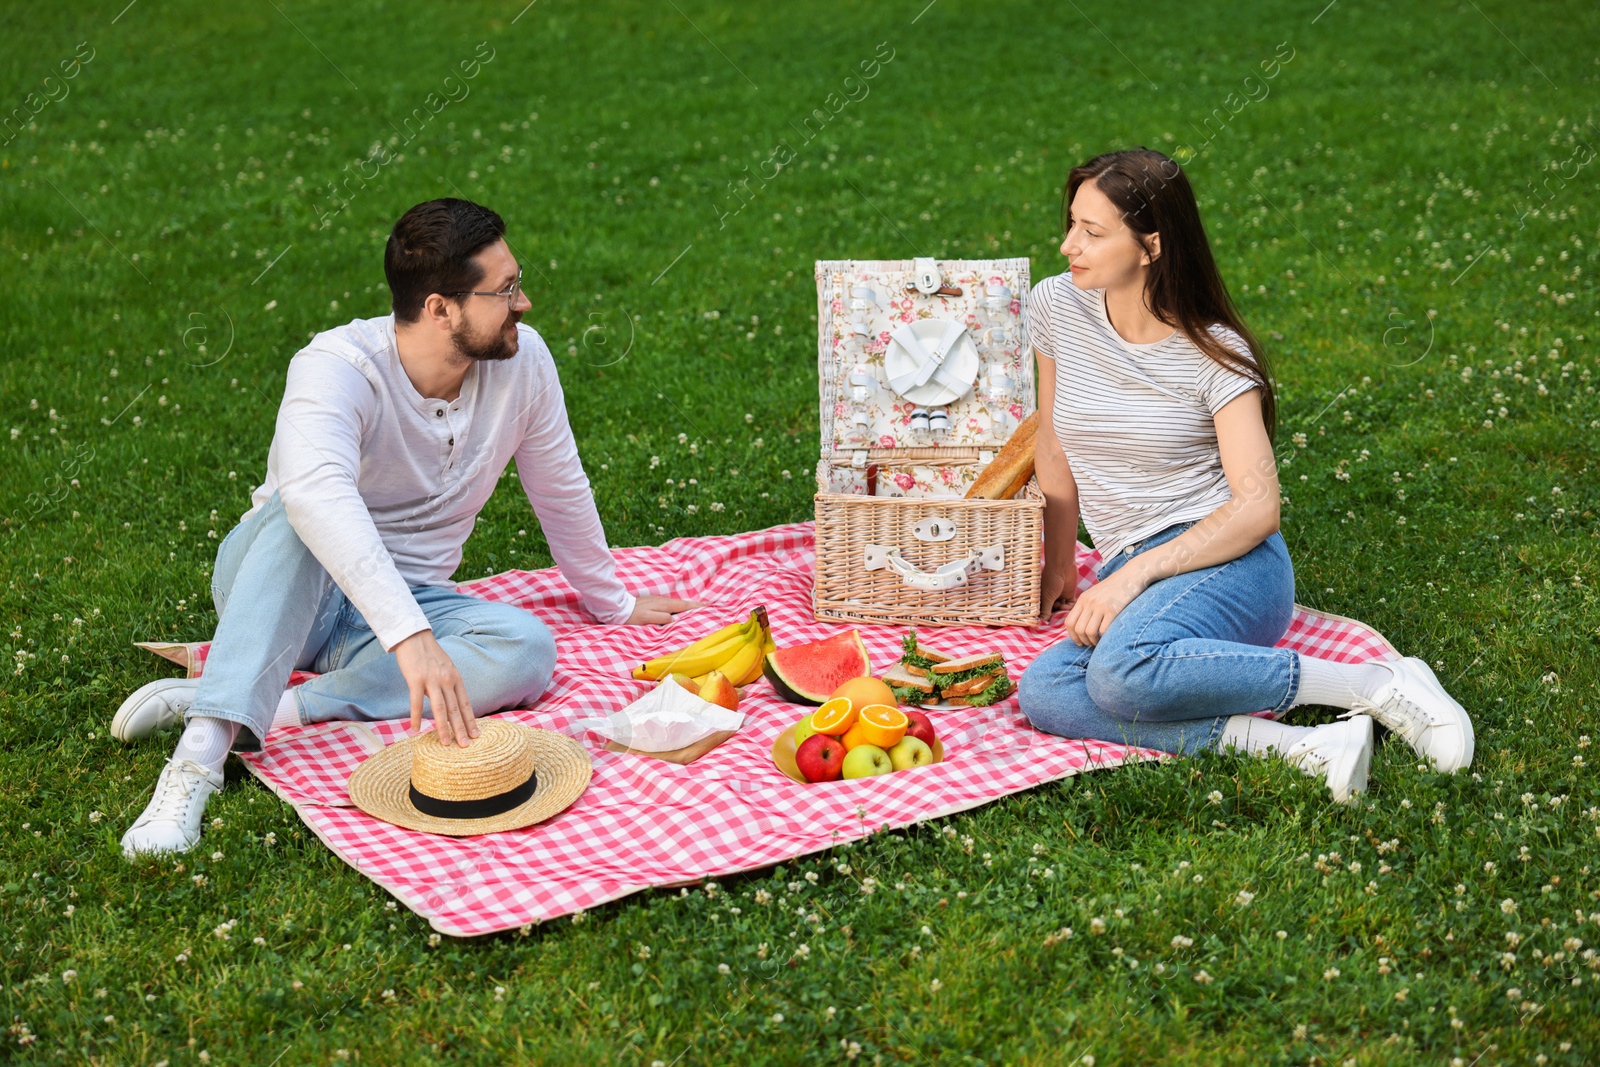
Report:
770,723,944,784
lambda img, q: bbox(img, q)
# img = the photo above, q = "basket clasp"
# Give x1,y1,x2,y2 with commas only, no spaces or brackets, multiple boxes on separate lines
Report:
863,544,1006,591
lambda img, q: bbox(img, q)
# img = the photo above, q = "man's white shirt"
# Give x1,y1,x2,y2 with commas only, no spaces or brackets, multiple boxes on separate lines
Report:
243,315,636,650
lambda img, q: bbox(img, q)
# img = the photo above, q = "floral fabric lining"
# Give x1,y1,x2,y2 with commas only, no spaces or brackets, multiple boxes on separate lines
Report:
815,258,1034,497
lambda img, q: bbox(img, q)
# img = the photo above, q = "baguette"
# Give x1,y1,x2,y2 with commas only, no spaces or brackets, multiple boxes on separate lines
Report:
965,409,1039,500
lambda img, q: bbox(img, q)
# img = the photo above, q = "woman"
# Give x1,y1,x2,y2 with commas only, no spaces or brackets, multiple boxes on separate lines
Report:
1017,148,1473,802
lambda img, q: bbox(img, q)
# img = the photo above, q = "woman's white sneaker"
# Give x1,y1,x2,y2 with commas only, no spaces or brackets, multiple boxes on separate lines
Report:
120,758,223,858
1346,657,1474,773
1285,716,1373,804
112,678,199,742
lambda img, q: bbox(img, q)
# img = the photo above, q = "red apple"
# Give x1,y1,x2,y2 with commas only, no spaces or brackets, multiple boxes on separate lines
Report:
795,733,847,783
903,710,937,748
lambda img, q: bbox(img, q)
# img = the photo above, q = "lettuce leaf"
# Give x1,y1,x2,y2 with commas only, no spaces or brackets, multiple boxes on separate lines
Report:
960,675,1015,706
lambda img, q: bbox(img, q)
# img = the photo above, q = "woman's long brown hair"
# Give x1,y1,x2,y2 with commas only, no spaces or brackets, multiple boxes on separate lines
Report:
1062,148,1276,440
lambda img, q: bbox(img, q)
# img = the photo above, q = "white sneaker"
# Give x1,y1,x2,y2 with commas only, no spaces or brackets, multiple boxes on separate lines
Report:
1344,657,1474,773
1285,716,1373,804
111,678,199,742
120,758,223,858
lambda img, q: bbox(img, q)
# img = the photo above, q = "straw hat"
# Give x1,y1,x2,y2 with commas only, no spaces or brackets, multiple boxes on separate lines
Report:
347,719,592,837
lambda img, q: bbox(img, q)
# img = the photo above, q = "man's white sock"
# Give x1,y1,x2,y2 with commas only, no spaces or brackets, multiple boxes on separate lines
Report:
1293,655,1394,710
173,716,240,776
1218,714,1313,757
270,689,301,733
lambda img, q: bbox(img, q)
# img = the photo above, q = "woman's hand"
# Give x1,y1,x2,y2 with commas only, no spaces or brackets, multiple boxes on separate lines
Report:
1031,348,1085,626
1038,566,1077,622
1062,567,1146,647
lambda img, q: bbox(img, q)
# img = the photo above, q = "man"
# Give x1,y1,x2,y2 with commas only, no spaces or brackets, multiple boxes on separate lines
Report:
114,198,693,857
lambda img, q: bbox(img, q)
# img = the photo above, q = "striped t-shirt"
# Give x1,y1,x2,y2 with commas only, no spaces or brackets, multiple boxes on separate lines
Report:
1027,271,1260,562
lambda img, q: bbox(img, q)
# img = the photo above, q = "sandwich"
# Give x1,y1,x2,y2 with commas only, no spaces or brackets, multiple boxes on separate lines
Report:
891,631,1016,707
898,634,955,678
882,663,935,702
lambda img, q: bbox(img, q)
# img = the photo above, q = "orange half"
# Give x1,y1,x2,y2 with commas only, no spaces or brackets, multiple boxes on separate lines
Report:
810,697,858,736
848,704,908,749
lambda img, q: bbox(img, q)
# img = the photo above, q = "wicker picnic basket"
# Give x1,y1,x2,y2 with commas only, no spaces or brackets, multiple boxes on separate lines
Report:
811,257,1043,628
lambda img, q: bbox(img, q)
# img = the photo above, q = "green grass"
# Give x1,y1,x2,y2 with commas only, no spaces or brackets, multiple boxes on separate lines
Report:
3,0,1599,1062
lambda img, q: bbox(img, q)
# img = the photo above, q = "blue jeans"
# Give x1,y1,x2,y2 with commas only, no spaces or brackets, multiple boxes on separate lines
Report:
1018,521,1299,755
187,491,557,749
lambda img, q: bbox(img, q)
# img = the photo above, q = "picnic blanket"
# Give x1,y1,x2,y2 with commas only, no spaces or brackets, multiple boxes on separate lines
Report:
137,523,1398,937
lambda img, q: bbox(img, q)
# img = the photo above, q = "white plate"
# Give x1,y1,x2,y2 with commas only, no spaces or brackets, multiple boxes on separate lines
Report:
884,319,980,408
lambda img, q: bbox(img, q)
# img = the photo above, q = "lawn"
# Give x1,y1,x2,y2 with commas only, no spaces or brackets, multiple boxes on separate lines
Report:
3,0,1598,1062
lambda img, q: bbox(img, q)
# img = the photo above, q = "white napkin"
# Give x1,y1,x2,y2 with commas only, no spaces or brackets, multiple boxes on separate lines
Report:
578,676,744,752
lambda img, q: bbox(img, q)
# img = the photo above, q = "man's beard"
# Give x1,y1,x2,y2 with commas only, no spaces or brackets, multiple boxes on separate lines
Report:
450,312,521,362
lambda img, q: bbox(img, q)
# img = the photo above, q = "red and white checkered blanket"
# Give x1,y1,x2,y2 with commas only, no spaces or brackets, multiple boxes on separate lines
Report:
140,523,1396,937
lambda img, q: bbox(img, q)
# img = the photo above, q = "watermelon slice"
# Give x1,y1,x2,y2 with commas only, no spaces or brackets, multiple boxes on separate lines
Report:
762,630,872,706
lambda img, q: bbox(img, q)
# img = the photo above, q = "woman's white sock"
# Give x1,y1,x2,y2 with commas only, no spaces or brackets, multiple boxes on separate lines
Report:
1218,714,1313,756
173,716,241,775
1293,655,1394,710
270,689,301,733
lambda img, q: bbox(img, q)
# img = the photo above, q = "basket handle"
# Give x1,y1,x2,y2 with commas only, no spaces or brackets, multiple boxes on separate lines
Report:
864,544,1005,591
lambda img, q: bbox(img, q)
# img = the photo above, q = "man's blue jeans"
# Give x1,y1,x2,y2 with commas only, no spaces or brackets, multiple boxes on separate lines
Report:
1018,521,1299,755
186,491,557,749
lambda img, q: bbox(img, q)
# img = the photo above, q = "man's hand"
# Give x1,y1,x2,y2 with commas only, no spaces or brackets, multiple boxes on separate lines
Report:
626,595,701,626
1062,568,1145,648
394,629,477,747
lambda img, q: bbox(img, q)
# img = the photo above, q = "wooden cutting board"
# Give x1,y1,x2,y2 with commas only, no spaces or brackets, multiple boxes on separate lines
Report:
603,729,738,766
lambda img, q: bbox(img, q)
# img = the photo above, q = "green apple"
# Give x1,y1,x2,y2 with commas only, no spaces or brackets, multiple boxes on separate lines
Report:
888,735,934,771
841,744,893,779
793,713,818,747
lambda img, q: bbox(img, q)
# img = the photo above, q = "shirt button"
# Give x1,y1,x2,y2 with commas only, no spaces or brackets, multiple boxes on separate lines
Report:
448,438,454,446
435,409,444,417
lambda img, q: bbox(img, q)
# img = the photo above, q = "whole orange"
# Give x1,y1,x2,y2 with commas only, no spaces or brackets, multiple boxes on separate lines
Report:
831,675,898,709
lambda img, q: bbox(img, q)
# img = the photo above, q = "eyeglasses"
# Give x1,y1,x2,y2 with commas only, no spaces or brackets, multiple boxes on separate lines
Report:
436,266,523,310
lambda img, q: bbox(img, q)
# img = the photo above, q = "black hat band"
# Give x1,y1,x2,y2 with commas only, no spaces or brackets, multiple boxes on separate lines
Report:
408,769,538,820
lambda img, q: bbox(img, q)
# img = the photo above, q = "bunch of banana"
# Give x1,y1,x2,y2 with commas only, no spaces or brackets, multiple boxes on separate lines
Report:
631,607,773,687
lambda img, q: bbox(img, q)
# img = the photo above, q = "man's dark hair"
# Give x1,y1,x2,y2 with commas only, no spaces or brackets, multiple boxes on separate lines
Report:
384,198,506,324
